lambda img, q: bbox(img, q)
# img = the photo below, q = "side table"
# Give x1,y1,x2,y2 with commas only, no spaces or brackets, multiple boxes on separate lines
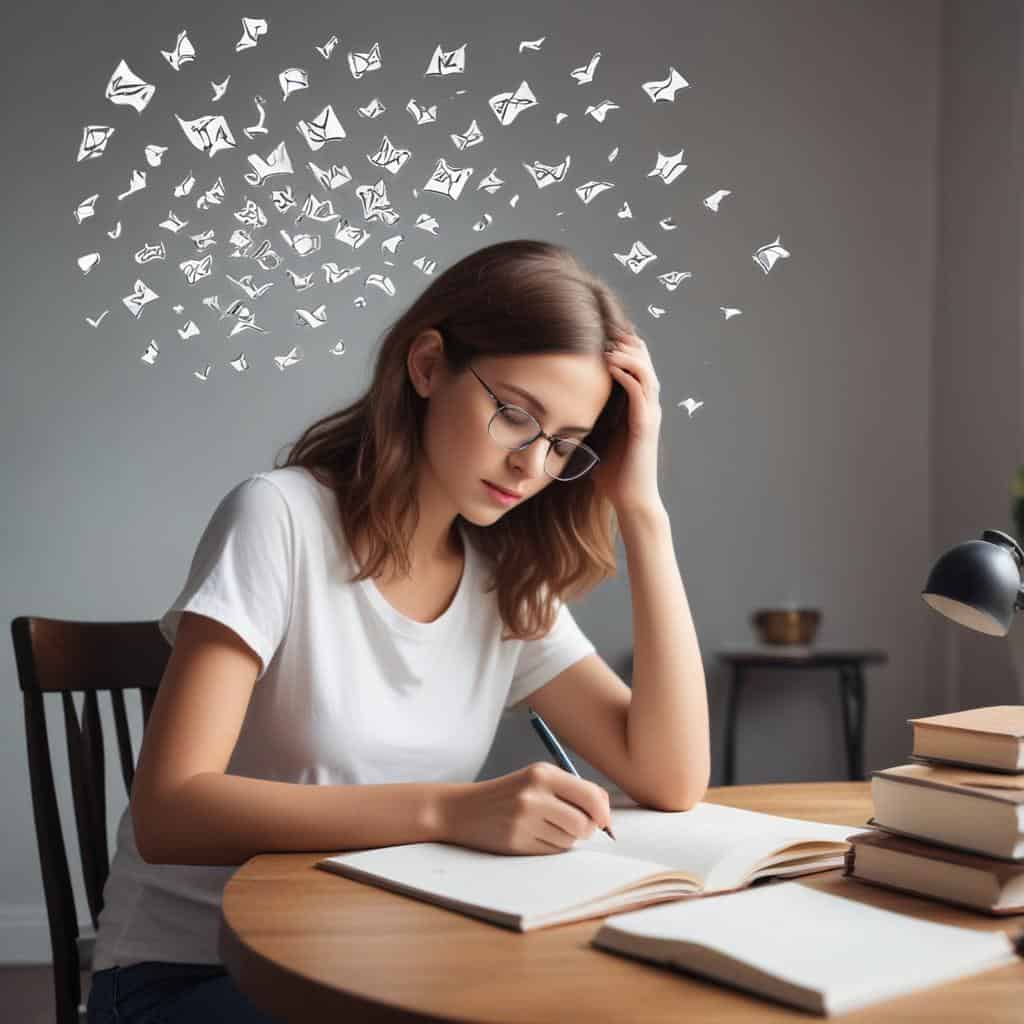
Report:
716,646,888,785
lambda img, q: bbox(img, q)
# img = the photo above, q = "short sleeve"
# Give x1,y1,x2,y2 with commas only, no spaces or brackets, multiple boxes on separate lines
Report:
504,600,597,710
159,475,294,680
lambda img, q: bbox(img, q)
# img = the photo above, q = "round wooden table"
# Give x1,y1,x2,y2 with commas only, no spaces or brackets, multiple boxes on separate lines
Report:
220,782,1022,1022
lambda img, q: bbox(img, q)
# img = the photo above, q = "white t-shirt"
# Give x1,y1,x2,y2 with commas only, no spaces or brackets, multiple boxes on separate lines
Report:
91,466,596,971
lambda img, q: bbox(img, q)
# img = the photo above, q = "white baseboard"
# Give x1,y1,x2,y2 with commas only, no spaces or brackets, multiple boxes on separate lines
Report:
0,905,94,966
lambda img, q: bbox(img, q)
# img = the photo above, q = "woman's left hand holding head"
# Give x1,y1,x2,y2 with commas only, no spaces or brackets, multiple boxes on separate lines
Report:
592,325,665,517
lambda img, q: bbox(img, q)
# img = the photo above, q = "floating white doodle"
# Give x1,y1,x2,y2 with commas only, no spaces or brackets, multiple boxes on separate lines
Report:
84,311,108,328
234,197,267,228
176,114,237,157
322,262,360,283
296,194,339,223
75,194,98,223
614,241,657,273
244,96,269,139
585,100,619,123
366,272,396,295
407,98,437,125
107,221,122,238
720,307,742,319
195,177,225,209
753,236,790,273
703,189,731,212
246,141,293,186
658,271,692,290
77,125,114,162
144,145,167,167
227,273,274,299
191,229,216,250
123,279,159,318
159,211,188,233
489,80,537,125
297,104,346,149
576,180,614,204
617,201,631,218
280,229,321,256
193,364,212,381
174,171,196,197
642,67,689,103
296,304,327,327
274,346,303,370
105,60,156,113
356,179,400,223
316,35,339,60
424,43,466,76
141,341,159,365
359,98,386,119
335,221,372,247
287,269,315,290
519,37,545,53
349,43,382,79
211,76,231,102
279,68,309,101
78,253,100,275
423,157,473,199
450,120,484,150
236,18,268,52
230,353,249,372
571,52,601,85
308,161,351,190
523,155,570,189
414,213,439,234
161,30,196,71
177,320,200,339
134,241,165,263
180,255,213,285
476,169,504,194
648,149,687,184
659,216,677,231
647,305,667,318
117,168,147,200
367,135,411,174
678,397,703,417
271,186,296,213
413,255,436,274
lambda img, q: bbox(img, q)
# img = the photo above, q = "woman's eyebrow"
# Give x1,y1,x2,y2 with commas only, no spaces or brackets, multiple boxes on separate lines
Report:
495,381,593,435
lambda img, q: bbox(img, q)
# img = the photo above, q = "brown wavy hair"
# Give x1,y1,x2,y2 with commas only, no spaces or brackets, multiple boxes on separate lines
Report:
274,239,632,641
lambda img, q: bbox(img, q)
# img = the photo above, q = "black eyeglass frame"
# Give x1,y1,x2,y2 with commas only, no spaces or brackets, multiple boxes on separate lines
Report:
467,363,600,482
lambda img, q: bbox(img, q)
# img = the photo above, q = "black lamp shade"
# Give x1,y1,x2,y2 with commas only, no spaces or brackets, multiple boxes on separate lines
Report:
921,530,1024,637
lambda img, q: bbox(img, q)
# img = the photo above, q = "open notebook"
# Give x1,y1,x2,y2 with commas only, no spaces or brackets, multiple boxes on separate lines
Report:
316,800,860,930
592,882,1020,1016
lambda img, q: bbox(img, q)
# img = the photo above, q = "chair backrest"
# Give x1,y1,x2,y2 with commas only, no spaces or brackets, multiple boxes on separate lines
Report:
11,617,170,1024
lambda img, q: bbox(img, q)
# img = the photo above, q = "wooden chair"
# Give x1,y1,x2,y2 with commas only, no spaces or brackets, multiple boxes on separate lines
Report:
11,618,170,1024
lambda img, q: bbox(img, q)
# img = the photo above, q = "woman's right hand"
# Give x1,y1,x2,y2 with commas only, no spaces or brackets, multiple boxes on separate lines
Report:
441,762,612,855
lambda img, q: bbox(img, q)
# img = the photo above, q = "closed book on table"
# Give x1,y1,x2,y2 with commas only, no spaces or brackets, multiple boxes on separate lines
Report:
869,763,1024,860
843,829,1024,915
908,705,1024,773
591,882,1020,1017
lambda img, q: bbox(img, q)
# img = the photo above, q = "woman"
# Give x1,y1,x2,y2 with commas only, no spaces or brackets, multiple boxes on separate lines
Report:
86,239,710,1022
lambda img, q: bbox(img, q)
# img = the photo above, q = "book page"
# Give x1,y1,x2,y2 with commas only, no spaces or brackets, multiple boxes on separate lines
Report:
595,882,1017,1016
321,841,694,923
575,802,857,890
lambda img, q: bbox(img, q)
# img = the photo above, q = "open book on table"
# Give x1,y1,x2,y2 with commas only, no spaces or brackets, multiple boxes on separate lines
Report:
316,800,861,931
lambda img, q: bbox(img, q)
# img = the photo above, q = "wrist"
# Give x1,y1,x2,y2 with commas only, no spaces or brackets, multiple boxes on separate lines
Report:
424,781,472,842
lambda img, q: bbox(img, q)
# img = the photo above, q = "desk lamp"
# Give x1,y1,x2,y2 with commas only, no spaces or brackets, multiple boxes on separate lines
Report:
921,529,1024,636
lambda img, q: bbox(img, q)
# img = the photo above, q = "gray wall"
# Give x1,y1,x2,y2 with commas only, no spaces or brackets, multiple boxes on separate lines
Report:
2,0,1020,963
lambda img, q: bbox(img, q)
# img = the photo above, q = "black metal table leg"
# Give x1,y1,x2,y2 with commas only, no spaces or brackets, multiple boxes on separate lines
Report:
838,663,866,780
723,665,744,786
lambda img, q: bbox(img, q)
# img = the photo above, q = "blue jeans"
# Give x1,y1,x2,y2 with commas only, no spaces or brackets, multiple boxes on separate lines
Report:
86,961,281,1023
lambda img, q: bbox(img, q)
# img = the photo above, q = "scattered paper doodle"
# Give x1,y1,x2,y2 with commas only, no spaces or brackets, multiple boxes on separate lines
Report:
236,18,268,52
489,80,537,125
349,43,382,79
144,144,167,167
161,30,196,71
678,398,703,417
123,280,159,318
141,341,159,365
424,43,466,76
274,346,303,370
77,125,114,162
244,96,269,139
571,52,601,85
85,310,109,328
316,35,339,60
614,241,657,273
753,236,790,273
78,252,100,274
75,195,98,223
642,67,689,103
176,114,237,157
703,189,731,212
211,76,231,102
720,307,742,319
297,104,347,149
519,37,545,53
296,304,327,327
585,100,619,123
105,60,155,112
648,149,687,184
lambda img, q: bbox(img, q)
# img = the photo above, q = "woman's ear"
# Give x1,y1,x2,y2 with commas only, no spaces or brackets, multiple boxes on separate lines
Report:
407,329,447,398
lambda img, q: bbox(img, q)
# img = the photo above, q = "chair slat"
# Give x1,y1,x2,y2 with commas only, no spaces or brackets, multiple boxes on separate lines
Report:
61,693,104,929
109,690,136,796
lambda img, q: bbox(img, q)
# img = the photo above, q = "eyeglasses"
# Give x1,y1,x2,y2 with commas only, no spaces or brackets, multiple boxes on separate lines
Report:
468,364,600,482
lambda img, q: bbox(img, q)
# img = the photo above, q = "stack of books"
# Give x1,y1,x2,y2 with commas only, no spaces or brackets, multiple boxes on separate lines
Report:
844,705,1024,914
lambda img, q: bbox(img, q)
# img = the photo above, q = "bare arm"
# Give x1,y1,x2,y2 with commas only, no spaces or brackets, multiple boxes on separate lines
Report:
132,612,610,865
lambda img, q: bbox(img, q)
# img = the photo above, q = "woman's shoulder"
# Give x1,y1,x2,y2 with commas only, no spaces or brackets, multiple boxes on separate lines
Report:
247,465,333,507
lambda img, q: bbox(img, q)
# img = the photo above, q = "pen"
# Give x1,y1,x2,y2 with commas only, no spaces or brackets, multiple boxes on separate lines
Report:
527,707,616,840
